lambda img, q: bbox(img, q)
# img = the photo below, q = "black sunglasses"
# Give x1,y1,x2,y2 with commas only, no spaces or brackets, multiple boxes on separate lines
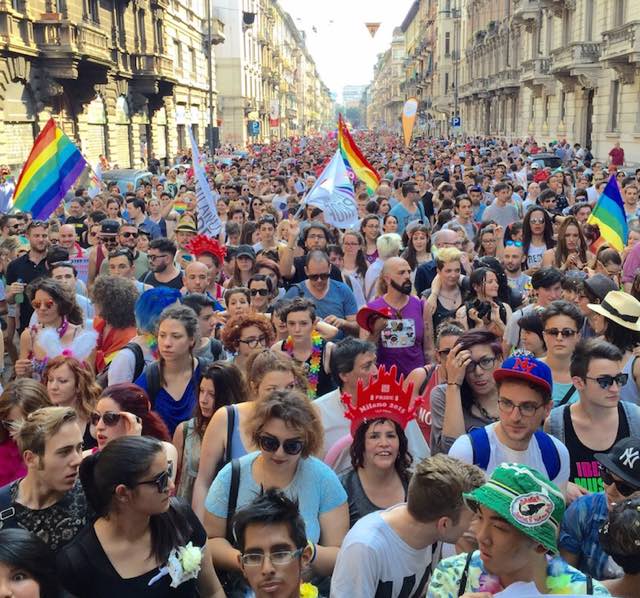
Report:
585,373,628,389
133,466,172,493
250,288,270,296
599,465,639,496
258,434,304,455
543,328,577,338
121,231,139,238
90,411,123,427
308,273,330,281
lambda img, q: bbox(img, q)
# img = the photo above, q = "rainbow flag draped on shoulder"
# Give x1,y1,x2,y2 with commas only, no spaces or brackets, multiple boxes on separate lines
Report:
337,114,381,195
587,174,627,252
12,118,88,220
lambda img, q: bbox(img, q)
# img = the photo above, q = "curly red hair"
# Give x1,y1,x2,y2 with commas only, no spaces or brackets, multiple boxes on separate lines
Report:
220,314,276,351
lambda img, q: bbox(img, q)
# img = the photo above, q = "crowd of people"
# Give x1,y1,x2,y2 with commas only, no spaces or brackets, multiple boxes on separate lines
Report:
1,133,640,597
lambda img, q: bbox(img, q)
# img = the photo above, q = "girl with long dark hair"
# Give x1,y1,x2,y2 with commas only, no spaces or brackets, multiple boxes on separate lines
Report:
522,207,555,273
57,436,224,597
542,215,591,271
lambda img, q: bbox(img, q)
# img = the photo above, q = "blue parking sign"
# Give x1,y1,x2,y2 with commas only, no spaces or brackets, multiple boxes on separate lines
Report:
248,120,260,136
451,116,461,127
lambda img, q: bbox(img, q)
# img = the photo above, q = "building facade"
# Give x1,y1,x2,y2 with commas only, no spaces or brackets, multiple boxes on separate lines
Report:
0,0,224,171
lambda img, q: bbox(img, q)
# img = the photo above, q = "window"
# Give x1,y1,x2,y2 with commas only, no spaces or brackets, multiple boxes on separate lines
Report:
561,9,570,46
560,90,566,121
544,95,550,122
137,10,146,51
444,72,449,93
174,39,183,74
190,47,197,76
613,0,625,27
154,18,164,53
585,0,593,40
116,8,126,46
87,0,99,22
445,32,451,57
610,79,620,130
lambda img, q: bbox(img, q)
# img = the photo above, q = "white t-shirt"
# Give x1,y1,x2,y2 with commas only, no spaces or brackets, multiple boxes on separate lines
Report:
448,422,570,488
331,507,435,598
315,389,430,474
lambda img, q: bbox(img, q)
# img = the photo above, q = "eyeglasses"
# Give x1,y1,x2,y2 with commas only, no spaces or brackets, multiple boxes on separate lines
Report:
133,465,172,493
238,335,268,348
32,299,55,310
148,254,170,261
497,398,544,417
258,434,304,455
120,231,139,239
465,356,496,372
543,328,578,338
308,273,330,281
250,288,270,297
585,373,628,389
505,241,523,247
599,465,639,496
101,236,119,244
240,548,303,567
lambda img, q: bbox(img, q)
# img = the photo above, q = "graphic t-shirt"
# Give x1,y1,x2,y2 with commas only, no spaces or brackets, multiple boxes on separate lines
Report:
563,403,630,493
427,551,610,596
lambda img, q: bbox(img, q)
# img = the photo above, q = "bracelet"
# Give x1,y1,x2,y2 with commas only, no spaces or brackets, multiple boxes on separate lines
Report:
447,382,461,387
307,540,317,563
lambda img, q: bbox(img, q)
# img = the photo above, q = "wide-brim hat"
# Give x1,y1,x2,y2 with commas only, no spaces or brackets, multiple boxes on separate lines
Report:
463,463,565,554
356,306,393,333
588,290,640,332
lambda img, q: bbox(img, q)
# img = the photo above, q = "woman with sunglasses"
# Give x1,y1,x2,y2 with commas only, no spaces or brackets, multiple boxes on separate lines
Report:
247,274,275,314
16,279,84,382
558,437,640,582
273,298,336,400
0,379,50,486
42,355,101,450
542,215,591,272
191,350,306,520
522,207,555,273
430,330,502,454
220,313,275,375
205,388,348,580
58,436,224,597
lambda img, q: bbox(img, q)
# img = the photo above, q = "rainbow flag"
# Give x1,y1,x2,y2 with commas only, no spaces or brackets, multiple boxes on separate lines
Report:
12,118,88,220
173,200,187,215
337,114,380,195
587,174,627,252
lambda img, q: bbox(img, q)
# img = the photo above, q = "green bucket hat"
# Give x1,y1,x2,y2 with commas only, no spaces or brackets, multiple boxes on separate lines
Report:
463,463,565,554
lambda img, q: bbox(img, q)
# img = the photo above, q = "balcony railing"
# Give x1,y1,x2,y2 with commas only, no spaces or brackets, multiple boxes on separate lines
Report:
77,23,111,64
601,21,640,65
550,42,601,75
520,57,552,86
512,0,538,23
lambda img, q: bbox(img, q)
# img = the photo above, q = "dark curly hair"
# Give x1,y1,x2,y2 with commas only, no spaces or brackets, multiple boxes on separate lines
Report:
350,418,412,483
27,277,83,325
91,275,138,328
220,313,276,351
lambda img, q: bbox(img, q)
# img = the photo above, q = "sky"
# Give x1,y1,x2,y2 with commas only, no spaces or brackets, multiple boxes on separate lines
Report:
278,0,415,102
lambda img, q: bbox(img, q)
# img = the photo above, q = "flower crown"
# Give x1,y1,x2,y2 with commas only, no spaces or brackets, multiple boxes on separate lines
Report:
184,234,226,264
340,365,422,437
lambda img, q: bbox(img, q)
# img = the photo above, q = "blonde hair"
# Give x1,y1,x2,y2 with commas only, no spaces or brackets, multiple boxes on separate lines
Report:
436,247,462,269
376,233,403,259
13,406,78,456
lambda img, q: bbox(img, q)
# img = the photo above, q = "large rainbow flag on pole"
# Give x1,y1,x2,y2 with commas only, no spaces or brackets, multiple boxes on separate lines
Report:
587,174,628,252
12,118,88,220
337,114,381,195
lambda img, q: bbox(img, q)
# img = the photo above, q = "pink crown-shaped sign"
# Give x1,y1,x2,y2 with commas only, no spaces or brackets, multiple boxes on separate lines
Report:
341,364,422,437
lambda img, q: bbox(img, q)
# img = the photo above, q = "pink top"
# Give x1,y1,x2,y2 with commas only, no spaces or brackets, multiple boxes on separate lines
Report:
0,437,26,487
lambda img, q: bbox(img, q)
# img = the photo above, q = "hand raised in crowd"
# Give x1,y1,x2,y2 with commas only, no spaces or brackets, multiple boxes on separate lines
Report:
446,344,471,386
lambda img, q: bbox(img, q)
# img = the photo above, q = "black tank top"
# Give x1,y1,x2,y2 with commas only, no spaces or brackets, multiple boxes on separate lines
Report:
563,403,630,493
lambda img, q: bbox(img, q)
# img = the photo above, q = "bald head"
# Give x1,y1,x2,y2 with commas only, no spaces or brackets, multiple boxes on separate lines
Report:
185,260,210,293
59,224,77,249
383,257,413,296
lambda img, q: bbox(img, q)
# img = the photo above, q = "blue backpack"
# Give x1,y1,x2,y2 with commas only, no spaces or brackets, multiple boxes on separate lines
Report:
468,427,561,480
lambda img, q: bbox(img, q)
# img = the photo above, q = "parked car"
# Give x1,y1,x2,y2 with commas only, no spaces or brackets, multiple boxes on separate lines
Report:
101,169,152,194
529,153,563,170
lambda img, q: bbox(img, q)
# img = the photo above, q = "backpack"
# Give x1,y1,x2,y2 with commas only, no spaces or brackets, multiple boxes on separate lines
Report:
468,427,561,481
96,342,146,389
546,401,640,444
0,483,17,530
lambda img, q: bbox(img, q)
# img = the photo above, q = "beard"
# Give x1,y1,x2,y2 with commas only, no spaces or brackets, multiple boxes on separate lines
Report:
391,280,412,295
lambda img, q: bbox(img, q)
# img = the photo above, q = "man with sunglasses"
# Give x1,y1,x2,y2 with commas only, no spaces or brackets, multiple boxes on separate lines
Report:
0,406,90,552
546,339,640,502
559,436,640,580
449,354,570,489
140,237,184,289
232,489,313,598
98,223,149,279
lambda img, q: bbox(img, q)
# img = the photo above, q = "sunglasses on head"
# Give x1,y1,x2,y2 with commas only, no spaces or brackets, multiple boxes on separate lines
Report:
599,465,639,496
585,373,628,389
308,273,330,281
258,434,304,455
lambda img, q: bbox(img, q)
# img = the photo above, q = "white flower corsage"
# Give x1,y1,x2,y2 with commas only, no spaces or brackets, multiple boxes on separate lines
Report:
148,542,204,588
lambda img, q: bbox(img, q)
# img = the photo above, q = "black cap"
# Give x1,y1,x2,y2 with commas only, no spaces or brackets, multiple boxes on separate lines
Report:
585,274,619,302
235,244,256,260
595,437,640,488
100,219,120,235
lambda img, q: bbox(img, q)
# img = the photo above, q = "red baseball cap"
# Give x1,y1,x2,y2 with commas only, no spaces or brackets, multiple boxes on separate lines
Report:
356,306,393,333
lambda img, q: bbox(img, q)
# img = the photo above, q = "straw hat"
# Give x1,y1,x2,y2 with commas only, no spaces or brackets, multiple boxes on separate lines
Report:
588,290,640,332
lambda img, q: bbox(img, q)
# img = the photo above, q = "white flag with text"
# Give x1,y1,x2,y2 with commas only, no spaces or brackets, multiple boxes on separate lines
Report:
303,150,358,229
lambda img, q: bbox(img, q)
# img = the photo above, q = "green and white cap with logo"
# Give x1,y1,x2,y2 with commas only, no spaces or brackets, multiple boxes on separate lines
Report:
463,463,565,554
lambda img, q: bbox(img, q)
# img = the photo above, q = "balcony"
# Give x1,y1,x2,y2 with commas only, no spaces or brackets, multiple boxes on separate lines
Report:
33,19,81,78
76,22,111,65
208,18,225,45
601,21,640,81
550,42,601,82
521,57,553,88
512,0,538,25
539,0,567,15
132,53,175,93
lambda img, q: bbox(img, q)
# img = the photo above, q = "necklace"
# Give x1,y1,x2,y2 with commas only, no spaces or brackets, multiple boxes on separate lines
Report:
474,400,498,422
283,330,323,400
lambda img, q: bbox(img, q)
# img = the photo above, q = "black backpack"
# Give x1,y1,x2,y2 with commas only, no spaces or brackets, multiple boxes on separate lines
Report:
96,342,146,389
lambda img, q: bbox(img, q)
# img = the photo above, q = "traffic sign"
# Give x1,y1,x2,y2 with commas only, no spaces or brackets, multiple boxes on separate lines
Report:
451,116,461,127
248,120,260,136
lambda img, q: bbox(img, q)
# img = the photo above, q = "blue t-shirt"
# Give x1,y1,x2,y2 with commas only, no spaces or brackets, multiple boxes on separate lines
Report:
283,280,357,339
134,364,201,435
388,202,426,235
205,452,347,543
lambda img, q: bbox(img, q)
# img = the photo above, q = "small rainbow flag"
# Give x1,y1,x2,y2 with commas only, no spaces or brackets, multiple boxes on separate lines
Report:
12,118,88,220
173,200,187,215
587,174,628,253
338,114,380,195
